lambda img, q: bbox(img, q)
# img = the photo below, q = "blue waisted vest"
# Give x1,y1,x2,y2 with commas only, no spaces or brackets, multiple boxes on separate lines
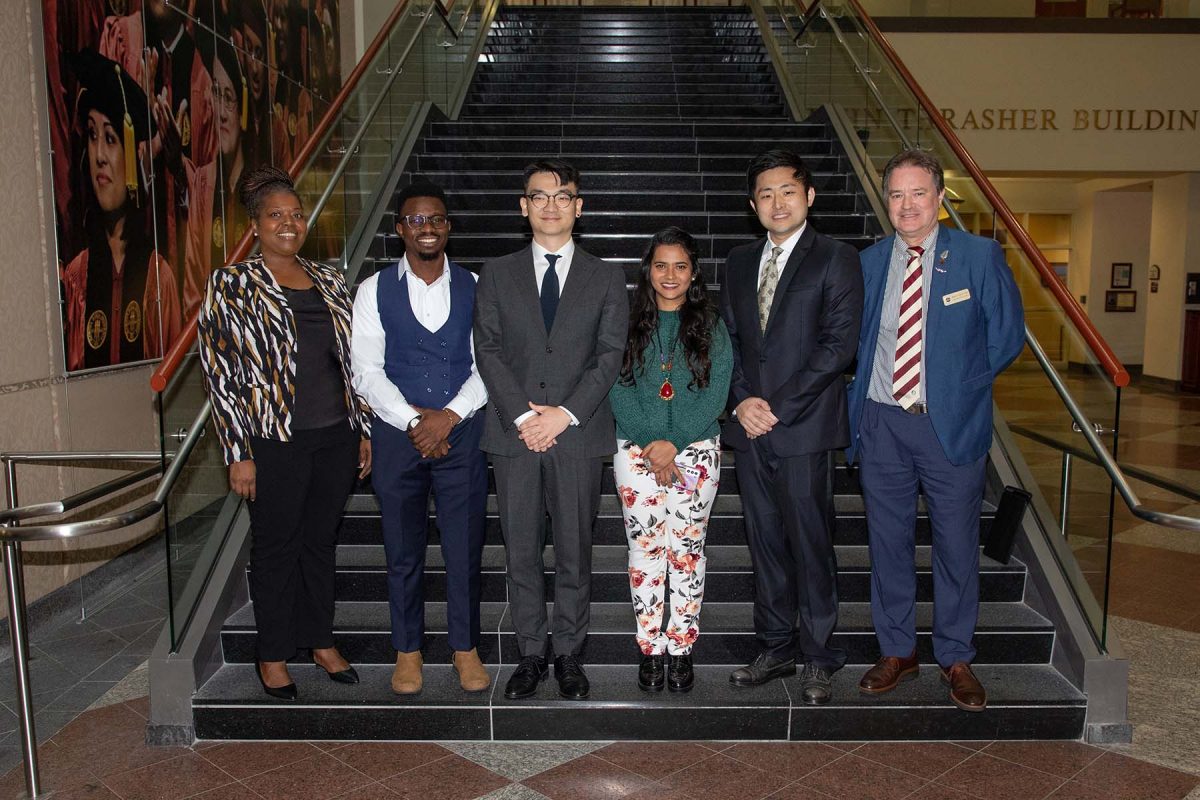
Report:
377,261,476,405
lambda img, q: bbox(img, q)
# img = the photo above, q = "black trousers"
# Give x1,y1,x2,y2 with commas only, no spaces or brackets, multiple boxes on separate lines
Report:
736,442,847,672
247,422,359,661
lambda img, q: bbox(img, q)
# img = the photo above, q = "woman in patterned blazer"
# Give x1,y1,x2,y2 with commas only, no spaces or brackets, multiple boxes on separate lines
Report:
198,166,371,701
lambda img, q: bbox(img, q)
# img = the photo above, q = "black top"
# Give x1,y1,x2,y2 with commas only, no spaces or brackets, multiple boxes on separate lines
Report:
282,286,347,430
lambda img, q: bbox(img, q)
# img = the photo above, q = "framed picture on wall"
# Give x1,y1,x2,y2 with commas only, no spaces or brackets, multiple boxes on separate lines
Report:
1111,262,1133,289
1149,264,1161,281
1105,290,1137,312
1188,273,1200,304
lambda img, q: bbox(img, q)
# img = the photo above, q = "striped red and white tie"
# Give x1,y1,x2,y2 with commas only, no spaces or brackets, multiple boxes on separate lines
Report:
892,246,924,409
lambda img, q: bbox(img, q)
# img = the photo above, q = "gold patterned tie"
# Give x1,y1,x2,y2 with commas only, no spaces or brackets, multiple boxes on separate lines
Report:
757,245,785,334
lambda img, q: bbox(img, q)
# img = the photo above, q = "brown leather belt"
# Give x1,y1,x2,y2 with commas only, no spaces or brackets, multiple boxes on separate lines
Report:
902,402,928,415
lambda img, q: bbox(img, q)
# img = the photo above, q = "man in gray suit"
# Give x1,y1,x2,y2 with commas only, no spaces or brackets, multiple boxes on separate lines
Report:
473,160,629,700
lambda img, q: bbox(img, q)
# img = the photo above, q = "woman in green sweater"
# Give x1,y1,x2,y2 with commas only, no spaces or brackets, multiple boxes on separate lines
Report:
609,227,733,693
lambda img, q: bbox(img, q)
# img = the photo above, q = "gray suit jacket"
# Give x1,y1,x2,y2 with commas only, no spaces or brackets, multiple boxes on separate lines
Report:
473,244,629,458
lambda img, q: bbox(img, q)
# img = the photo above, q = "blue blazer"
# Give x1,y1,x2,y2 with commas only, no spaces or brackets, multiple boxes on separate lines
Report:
846,226,1025,467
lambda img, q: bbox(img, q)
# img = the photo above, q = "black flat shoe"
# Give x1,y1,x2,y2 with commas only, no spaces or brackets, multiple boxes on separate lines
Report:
554,654,590,700
668,654,694,693
504,655,549,700
319,664,360,685
256,663,297,701
638,654,665,692
799,662,833,706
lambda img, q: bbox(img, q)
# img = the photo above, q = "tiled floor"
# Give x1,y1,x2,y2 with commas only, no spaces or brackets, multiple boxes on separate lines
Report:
0,703,1197,800
2,375,1200,798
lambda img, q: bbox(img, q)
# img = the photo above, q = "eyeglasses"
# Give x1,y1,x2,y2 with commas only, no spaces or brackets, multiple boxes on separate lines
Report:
213,86,239,112
525,192,578,210
400,214,449,228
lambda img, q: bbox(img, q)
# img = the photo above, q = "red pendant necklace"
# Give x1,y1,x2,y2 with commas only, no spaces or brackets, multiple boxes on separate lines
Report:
659,334,677,401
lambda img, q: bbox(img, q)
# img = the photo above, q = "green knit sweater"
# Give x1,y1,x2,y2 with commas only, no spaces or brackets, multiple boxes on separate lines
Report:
608,311,733,452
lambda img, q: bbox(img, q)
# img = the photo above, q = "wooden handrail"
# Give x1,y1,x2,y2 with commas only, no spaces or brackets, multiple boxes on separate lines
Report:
150,0,419,392
801,0,1129,387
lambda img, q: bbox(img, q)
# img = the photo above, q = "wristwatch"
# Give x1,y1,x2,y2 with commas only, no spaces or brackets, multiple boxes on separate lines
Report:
406,415,422,431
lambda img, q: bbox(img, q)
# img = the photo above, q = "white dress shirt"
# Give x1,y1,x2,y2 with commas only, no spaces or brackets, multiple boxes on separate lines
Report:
351,255,488,432
515,239,580,428
757,223,807,288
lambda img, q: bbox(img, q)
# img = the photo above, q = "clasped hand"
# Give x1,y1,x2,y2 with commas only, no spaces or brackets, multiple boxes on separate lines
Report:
736,397,778,439
641,440,682,487
409,406,457,459
518,403,569,453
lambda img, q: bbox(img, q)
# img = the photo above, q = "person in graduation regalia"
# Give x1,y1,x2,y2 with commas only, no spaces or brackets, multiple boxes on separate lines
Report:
61,49,182,371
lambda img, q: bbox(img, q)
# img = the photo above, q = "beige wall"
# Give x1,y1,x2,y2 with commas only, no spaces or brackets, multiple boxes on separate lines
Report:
888,33,1200,173
1082,190,1153,365
0,0,163,618
1145,174,1200,381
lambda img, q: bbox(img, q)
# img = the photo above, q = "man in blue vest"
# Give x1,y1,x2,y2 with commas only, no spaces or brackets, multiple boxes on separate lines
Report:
351,182,491,695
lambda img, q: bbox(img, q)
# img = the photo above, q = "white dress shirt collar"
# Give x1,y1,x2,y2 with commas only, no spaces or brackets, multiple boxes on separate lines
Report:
532,238,575,267
757,222,807,284
400,254,450,286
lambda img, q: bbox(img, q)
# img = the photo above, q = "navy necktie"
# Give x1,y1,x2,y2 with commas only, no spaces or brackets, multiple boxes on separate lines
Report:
540,253,561,334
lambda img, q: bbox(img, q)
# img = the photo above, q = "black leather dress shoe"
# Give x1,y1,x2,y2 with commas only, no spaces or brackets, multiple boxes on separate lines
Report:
799,663,833,705
504,655,549,700
256,663,297,701
729,653,796,687
319,664,360,685
554,654,590,699
638,655,665,692
667,654,694,693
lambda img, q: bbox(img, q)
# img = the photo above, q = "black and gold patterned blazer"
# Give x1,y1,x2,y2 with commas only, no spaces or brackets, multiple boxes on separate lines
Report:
198,256,371,465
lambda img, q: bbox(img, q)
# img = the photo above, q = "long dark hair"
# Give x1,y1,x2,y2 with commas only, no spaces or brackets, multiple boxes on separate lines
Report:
619,227,716,390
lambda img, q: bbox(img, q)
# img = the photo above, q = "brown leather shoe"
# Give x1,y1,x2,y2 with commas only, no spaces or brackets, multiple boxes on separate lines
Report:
453,648,491,693
941,662,986,712
391,650,423,695
858,652,919,695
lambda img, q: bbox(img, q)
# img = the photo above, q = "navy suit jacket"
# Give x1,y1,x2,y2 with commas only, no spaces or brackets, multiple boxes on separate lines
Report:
846,226,1025,467
718,224,864,456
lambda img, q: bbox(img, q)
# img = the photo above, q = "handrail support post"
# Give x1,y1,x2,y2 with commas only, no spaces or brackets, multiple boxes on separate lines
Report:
4,461,42,798
1059,452,1072,539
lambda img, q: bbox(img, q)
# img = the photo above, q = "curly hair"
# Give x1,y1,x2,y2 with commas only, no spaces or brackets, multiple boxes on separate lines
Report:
236,165,299,219
619,227,716,391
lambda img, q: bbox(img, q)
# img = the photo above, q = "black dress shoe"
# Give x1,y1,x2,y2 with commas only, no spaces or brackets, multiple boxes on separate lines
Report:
729,653,796,687
319,664,360,685
638,655,665,692
256,663,298,701
503,655,548,700
799,663,833,706
667,654,694,693
554,654,590,700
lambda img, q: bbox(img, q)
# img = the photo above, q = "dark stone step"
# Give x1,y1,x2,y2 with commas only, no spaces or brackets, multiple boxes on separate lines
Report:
420,136,831,156
192,664,1084,741
427,120,824,139
397,170,855,194
398,190,860,215
411,152,843,174
374,211,869,238
220,601,1052,667
459,104,789,120
335,512,997,548
300,544,1025,604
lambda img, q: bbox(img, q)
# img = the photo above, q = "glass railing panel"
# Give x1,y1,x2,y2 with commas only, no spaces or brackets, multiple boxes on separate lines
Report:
156,353,241,649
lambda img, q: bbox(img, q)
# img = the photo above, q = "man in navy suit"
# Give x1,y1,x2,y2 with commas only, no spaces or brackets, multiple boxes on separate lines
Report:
719,150,863,705
847,149,1024,712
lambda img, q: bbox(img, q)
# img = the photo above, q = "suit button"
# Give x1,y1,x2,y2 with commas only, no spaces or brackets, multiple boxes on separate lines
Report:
760,357,767,363
546,347,553,353
539,382,546,388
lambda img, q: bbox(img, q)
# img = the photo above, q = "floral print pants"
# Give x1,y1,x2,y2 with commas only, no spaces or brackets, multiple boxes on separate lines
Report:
614,437,721,656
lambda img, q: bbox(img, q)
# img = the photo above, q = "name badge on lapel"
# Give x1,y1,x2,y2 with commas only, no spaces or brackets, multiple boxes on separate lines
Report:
942,289,971,306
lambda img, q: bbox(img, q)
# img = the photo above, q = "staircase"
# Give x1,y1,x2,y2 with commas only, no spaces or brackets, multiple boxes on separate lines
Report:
190,6,1086,741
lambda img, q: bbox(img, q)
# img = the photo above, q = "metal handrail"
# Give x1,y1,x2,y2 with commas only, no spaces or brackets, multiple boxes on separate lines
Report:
0,416,204,798
793,0,1129,387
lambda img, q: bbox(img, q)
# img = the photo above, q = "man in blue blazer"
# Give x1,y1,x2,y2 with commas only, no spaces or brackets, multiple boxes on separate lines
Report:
846,150,1024,712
